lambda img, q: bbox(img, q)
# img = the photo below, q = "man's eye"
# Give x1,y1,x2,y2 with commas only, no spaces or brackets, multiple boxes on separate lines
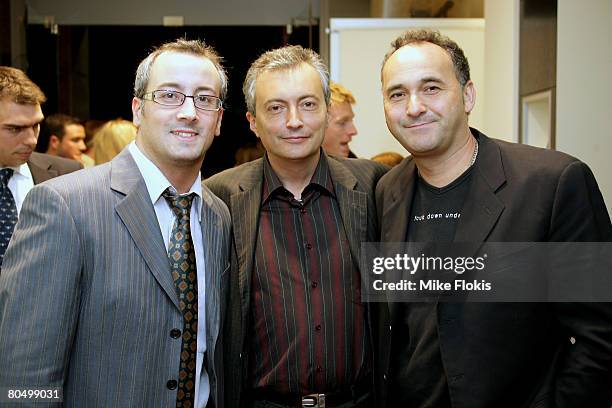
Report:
160,91,179,100
196,95,212,103
424,86,440,94
389,91,405,100
301,101,317,111
7,127,20,134
267,104,284,113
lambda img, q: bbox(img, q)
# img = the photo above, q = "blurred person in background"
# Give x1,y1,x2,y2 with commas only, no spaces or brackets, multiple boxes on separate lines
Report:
322,81,358,158
0,66,81,267
37,113,90,166
371,151,404,167
84,119,105,163
93,118,137,164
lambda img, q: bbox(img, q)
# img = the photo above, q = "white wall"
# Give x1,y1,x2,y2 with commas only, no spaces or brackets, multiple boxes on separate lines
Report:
556,0,612,215
483,0,519,142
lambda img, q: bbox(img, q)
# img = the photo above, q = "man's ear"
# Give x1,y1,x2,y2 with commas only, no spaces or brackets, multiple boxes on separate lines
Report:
462,80,476,114
132,97,143,127
246,111,259,137
214,108,224,137
48,135,61,152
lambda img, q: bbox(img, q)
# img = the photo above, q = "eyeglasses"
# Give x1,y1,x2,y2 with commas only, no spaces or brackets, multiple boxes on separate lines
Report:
141,90,223,111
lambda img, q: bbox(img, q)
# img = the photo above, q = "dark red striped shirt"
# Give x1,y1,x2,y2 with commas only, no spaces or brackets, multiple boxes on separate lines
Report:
248,154,368,395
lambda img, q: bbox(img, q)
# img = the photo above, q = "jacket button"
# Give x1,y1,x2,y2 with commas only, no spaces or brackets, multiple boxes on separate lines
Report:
167,380,178,390
170,329,181,339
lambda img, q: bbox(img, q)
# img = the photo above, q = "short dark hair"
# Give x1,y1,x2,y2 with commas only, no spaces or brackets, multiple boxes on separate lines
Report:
382,29,470,87
36,113,82,153
0,66,46,104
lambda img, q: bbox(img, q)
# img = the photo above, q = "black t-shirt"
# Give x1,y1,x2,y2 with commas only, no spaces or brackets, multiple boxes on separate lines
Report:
389,166,473,408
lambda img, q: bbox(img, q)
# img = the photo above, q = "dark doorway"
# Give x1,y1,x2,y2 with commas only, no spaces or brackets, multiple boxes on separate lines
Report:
25,24,319,176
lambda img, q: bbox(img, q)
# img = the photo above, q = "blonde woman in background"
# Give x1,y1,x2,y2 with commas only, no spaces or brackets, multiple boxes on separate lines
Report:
93,119,136,164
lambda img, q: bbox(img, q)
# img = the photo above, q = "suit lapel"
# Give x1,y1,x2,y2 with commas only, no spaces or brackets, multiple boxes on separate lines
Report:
111,150,178,309
230,161,264,339
327,157,367,269
200,186,225,358
382,159,417,243
454,134,506,242
381,158,418,321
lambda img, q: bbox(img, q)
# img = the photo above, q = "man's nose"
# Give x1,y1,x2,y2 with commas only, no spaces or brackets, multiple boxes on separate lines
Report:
406,94,427,117
22,127,38,148
286,106,304,129
177,97,199,121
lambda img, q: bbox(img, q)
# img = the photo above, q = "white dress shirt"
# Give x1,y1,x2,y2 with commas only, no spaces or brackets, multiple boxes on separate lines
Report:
2,162,35,216
128,142,209,408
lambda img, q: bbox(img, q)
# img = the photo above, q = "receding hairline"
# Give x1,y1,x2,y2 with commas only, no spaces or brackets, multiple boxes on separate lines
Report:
381,41,460,87
146,51,223,92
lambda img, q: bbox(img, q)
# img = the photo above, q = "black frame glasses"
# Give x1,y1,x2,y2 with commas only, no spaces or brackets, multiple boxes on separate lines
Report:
141,90,223,111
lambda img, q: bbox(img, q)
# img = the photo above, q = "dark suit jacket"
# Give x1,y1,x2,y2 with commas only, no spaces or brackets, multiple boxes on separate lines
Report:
205,153,388,408
374,129,612,408
0,149,231,407
27,151,82,184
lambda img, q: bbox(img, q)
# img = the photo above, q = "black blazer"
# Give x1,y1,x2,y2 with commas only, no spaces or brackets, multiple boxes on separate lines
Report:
205,153,388,408
374,129,612,408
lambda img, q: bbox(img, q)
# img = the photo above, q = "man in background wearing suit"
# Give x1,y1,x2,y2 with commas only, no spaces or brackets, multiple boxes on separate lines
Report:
374,29,612,407
0,66,81,267
206,45,387,408
0,39,231,407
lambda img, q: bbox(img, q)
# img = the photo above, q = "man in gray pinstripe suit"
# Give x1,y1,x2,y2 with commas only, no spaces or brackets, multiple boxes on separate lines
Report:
206,46,387,408
0,39,230,407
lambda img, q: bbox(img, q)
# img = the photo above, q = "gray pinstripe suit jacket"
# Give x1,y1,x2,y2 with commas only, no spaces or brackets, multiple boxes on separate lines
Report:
0,149,231,407
205,152,388,408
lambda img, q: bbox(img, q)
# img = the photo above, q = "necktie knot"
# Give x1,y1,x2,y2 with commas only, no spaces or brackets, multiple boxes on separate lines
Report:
0,168,14,186
162,188,195,218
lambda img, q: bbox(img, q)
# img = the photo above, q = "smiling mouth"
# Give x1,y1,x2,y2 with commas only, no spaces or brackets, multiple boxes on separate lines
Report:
406,122,433,129
281,135,310,143
171,130,199,138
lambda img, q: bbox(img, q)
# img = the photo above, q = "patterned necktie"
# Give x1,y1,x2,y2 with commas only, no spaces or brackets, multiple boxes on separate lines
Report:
0,168,18,267
163,189,198,408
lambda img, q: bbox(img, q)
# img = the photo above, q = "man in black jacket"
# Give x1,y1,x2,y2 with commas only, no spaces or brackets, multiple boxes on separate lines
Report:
374,29,612,408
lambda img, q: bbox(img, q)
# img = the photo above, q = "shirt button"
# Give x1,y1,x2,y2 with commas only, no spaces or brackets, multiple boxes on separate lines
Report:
315,324,321,331
305,243,313,250
311,281,318,288
316,366,323,373
167,380,178,390
170,329,181,339
300,208,307,214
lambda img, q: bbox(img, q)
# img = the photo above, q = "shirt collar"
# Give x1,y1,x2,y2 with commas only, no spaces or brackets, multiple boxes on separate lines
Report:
0,162,32,181
128,142,203,220
261,150,335,203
